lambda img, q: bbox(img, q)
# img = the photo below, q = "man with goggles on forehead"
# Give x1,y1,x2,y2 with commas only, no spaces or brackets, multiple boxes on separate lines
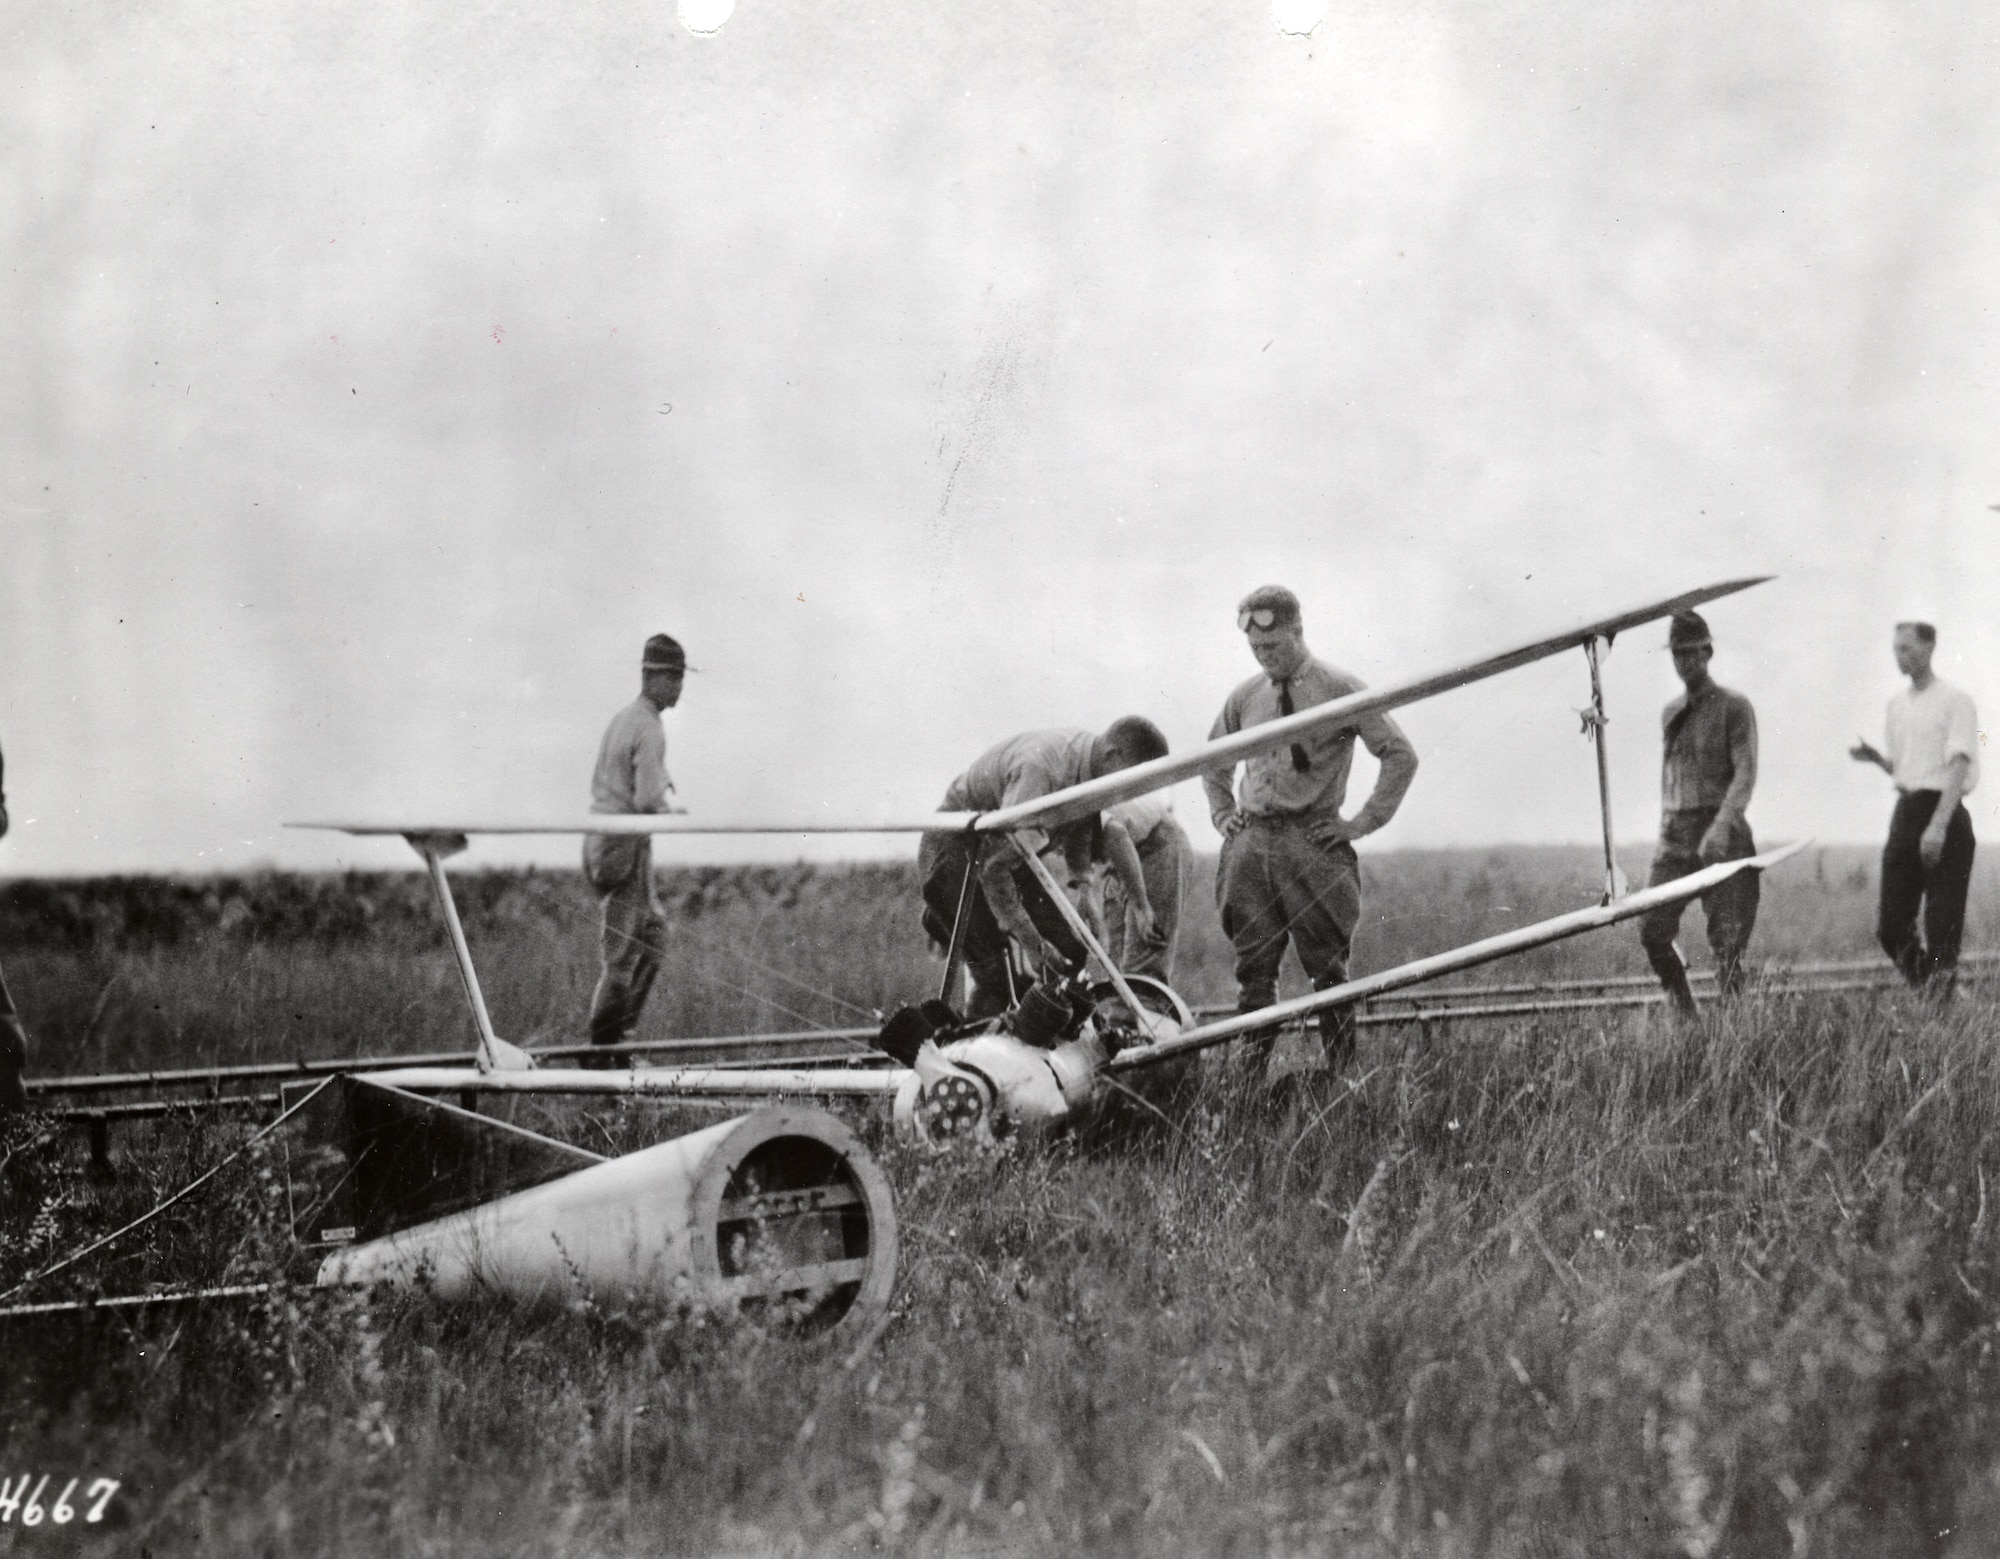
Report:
1203,585,1420,1078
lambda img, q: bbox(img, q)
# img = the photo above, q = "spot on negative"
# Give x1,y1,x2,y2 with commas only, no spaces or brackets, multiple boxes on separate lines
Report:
678,0,734,35
1272,0,1327,35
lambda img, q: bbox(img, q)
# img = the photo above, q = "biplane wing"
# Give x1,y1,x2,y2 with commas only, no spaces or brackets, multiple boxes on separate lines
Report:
346,1064,907,1096
300,814,977,837
1109,840,1810,1073
973,575,1772,832
285,573,1780,1089
292,576,1771,844
364,843,1809,1148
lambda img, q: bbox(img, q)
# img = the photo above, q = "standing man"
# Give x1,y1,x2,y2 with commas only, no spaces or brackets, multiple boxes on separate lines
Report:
583,634,689,1060
1204,585,1419,1072
920,719,1170,1019
1101,792,1194,983
1637,610,1760,1019
0,737,28,1113
1850,621,1980,995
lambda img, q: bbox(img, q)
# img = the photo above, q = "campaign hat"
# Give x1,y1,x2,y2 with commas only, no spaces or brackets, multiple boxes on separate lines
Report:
1667,611,1712,650
642,633,689,672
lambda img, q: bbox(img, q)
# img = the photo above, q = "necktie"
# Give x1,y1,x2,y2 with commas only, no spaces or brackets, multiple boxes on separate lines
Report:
1278,681,1310,772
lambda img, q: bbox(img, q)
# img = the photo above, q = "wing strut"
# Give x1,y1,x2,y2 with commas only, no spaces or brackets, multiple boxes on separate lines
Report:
937,850,978,1006
404,833,530,1074
1011,837,1164,1039
1581,637,1628,904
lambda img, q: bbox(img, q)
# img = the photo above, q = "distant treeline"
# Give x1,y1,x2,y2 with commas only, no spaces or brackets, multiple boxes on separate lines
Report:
0,862,923,951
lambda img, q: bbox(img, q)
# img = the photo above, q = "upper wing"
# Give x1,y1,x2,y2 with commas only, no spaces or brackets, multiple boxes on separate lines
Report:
291,575,1770,842
974,575,1773,833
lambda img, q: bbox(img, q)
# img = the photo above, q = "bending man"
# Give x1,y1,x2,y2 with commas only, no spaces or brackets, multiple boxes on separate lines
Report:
1204,585,1419,1072
920,719,1170,1018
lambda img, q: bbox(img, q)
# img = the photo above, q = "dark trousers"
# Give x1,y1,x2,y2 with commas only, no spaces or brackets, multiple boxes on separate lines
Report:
919,832,1088,1019
583,835,666,1049
1879,791,1976,992
1216,817,1362,1066
1640,809,1760,1016
0,959,26,1113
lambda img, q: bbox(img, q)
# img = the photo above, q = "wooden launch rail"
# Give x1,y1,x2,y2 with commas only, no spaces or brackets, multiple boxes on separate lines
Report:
21,951,1994,1177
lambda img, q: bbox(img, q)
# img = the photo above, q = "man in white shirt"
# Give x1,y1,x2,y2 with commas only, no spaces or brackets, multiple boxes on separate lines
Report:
1850,621,1980,994
583,634,689,1059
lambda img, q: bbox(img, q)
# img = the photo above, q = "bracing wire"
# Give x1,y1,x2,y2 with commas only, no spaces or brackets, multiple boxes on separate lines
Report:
0,1078,335,1307
588,913,855,1036
574,870,897,1035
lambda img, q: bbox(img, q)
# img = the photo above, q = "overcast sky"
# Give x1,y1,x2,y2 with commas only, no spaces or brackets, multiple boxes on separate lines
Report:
4,0,1995,877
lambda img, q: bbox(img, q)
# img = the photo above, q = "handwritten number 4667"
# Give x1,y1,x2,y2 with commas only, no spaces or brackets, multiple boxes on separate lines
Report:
0,1474,122,1524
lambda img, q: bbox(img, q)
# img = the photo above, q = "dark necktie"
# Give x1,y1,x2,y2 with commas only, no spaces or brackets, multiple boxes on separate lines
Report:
1278,681,1310,772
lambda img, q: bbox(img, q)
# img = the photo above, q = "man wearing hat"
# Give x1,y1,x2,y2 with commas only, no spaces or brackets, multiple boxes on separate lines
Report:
1203,586,1420,1073
1850,621,1980,996
582,634,689,1060
1638,610,1760,1018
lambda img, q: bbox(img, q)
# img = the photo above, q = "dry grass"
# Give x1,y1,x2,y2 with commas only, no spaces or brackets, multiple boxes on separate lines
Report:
3,849,1998,1555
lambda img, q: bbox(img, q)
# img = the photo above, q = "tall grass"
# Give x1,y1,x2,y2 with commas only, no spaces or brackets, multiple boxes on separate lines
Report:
3,850,1997,1554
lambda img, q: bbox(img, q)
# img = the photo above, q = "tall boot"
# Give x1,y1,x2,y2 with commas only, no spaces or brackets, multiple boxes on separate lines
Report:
1658,954,1699,1020
1317,1006,1357,1072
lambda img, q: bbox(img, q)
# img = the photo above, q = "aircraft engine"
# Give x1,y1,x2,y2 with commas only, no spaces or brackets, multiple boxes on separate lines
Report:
894,1028,1112,1146
888,975,1195,1147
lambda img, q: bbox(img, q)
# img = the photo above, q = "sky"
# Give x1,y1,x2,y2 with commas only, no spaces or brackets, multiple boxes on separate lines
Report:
4,0,1997,877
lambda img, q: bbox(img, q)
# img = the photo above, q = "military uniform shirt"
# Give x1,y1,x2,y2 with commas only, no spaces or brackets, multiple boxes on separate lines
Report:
1659,681,1756,819
590,696,672,814
1203,657,1416,823
942,728,1096,814
942,728,1098,868
1106,792,1174,846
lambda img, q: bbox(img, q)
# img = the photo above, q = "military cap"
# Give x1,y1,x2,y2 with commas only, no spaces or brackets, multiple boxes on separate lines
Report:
1237,584,1302,632
1667,611,1712,650
642,633,689,672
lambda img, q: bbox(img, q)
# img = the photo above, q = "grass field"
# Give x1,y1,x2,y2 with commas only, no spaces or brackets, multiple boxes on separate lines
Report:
2,845,1998,1556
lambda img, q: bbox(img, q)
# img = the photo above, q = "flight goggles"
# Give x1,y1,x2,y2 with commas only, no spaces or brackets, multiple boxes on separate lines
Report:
1238,606,1293,631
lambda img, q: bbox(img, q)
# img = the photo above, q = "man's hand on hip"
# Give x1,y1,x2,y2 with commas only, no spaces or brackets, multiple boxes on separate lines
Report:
1308,814,1360,849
